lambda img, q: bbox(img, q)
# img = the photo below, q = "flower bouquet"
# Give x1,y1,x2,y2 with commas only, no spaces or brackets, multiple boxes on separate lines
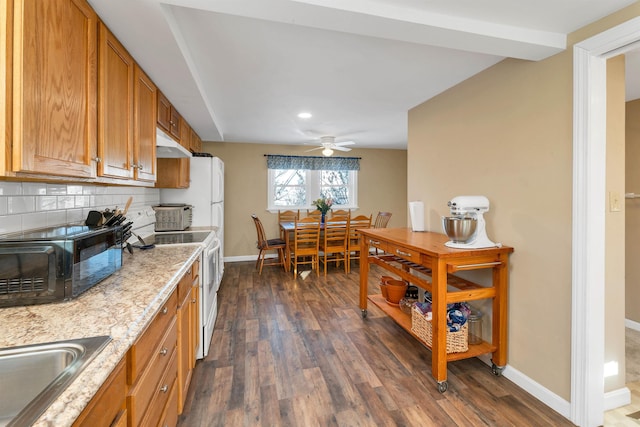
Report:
313,197,333,222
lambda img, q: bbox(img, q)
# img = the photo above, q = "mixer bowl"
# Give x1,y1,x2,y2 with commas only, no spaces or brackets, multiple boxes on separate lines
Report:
442,216,477,243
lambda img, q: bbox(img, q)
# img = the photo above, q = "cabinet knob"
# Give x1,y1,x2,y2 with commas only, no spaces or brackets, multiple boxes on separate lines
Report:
159,347,168,356
93,157,101,163
192,298,196,304
160,384,169,393
162,307,168,315
137,164,144,170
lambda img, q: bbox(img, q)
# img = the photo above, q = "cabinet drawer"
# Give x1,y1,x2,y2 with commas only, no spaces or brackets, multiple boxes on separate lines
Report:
139,353,178,427
387,242,421,263
129,290,177,383
366,237,387,253
128,319,177,426
156,375,178,427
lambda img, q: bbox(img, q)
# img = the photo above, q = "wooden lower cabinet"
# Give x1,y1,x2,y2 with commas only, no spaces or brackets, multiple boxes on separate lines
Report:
177,258,199,414
127,289,178,427
72,260,200,426
73,358,127,427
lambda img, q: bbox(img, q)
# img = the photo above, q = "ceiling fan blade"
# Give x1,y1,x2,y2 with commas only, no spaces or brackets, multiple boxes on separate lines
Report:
304,146,324,152
333,146,352,152
334,141,355,146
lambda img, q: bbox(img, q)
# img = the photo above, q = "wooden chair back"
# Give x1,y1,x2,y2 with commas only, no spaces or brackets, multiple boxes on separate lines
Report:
252,214,267,249
330,209,351,219
291,217,321,276
306,209,322,219
347,214,372,272
374,211,392,228
278,209,299,223
320,215,350,275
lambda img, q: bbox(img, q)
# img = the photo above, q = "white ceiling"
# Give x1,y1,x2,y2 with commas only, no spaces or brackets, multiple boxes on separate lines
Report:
88,0,637,150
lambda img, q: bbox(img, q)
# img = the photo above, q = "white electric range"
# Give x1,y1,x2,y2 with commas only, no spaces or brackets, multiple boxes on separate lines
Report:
128,208,221,360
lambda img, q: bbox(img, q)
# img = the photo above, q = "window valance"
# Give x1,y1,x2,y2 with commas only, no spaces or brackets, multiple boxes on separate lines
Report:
266,154,360,171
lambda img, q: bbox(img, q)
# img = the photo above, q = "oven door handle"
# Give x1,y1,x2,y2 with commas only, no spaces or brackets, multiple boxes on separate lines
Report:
206,238,221,258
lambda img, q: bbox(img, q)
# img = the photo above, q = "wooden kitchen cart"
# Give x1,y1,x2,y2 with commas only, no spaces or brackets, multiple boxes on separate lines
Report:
358,228,514,392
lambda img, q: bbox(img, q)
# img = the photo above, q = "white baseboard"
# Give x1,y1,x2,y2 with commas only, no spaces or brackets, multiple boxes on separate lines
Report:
625,318,640,331
604,387,631,411
224,255,260,263
476,354,571,419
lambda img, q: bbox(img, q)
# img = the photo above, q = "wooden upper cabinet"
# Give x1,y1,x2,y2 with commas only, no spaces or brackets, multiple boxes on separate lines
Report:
180,117,190,150
157,90,181,142
98,22,134,180
8,0,98,178
133,65,157,182
189,128,202,153
157,91,171,134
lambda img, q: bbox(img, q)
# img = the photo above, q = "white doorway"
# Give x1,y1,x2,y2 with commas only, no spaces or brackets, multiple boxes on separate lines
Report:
572,16,640,427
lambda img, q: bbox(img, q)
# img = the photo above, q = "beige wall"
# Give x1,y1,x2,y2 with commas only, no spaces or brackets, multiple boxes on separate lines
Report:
199,141,407,258
627,100,640,322
408,5,640,400
605,55,626,392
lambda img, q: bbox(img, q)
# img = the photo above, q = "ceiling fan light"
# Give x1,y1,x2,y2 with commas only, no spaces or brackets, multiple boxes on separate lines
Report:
322,147,334,157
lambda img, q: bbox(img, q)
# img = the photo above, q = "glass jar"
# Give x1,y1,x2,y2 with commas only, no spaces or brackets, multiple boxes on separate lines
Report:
467,310,483,345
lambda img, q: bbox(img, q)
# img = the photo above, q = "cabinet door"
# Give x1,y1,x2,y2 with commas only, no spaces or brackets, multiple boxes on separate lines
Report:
190,128,202,153
169,106,181,140
157,91,171,133
179,117,190,150
133,65,157,182
155,158,189,189
98,22,133,179
11,0,98,178
177,285,191,414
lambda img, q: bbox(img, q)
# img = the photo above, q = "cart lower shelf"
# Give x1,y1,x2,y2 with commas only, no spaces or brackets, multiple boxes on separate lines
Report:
368,294,496,362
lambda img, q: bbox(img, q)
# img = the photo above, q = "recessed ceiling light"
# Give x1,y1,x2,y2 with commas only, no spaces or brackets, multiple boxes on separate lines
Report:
297,112,312,119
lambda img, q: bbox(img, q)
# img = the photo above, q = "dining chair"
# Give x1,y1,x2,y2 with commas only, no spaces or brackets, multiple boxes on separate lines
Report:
373,211,392,254
291,216,321,277
306,209,322,220
330,209,351,219
319,215,350,275
278,209,299,240
374,211,392,228
347,214,372,273
251,214,287,274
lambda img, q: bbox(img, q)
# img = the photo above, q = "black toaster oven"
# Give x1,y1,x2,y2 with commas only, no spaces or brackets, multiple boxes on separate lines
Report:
0,225,123,307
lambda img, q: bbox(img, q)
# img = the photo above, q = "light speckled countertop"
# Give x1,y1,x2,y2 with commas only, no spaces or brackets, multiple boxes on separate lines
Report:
0,244,202,427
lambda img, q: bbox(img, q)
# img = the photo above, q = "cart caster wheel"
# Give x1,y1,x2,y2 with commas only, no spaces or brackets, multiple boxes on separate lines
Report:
491,363,504,376
361,309,368,319
437,381,448,393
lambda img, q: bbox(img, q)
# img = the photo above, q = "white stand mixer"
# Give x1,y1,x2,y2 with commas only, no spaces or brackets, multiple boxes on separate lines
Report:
444,195,500,249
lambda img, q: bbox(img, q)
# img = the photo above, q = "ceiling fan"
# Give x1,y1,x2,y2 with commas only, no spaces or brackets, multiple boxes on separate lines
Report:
304,136,355,157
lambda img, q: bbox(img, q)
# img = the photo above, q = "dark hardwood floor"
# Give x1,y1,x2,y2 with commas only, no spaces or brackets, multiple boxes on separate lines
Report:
178,261,574,426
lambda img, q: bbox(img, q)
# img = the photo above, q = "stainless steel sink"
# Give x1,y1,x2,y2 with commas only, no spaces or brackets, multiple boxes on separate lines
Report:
0,335,111,427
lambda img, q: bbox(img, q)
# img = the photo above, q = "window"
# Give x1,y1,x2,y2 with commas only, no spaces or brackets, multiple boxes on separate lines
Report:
266,155,359,211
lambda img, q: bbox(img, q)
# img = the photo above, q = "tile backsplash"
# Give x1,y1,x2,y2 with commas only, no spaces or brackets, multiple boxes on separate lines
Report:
0,181,160,235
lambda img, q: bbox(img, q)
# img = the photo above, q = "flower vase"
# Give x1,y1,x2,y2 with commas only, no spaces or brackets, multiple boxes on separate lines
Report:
321,213,326,224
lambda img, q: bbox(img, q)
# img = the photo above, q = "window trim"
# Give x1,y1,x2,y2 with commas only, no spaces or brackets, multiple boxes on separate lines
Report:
267,169,358,212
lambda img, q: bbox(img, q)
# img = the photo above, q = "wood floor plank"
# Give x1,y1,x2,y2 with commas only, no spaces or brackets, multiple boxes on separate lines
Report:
178,261,575,427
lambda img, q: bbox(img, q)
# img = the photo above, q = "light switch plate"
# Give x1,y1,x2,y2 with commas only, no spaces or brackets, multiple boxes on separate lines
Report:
609,191,622,212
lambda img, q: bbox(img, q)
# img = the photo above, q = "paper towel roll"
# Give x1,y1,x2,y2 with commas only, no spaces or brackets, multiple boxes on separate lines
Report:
409,201,425,232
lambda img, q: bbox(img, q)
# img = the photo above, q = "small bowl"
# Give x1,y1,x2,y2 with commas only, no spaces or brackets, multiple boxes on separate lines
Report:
442,216,477,243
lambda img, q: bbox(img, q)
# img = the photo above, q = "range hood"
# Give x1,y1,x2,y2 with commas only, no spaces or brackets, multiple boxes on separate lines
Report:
156,128,191,158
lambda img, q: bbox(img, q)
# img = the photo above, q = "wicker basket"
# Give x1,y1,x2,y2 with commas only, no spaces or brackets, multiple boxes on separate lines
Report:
411,306,468,353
